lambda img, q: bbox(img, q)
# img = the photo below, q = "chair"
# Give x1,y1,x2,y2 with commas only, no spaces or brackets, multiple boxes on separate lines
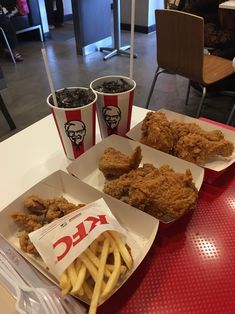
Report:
0,27,16,64
145,9,235,120
0,66,16,130
227,103,235,125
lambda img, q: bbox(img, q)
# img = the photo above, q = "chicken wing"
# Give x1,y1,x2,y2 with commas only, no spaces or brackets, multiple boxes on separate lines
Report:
174,133,235,164
170,120,225,146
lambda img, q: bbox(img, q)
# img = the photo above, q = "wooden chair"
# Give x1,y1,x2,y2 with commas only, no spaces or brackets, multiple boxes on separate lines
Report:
145,9,235,120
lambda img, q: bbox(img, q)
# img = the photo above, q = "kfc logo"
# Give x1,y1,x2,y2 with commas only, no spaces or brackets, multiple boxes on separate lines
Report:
64,120,86,150
53,214,108,262
102,106,121,131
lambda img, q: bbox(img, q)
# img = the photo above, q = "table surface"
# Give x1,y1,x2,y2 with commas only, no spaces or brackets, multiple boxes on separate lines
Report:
1,106,235,314
219,0,235,9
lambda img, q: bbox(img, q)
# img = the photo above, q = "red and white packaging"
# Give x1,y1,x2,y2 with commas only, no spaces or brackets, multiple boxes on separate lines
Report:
47,87,97,160
29,198,127,279
90,76,136,139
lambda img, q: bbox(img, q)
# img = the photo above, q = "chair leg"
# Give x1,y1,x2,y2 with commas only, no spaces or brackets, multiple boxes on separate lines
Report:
0,27,16,64
38,25,44,42
185,80,191,106
196,86,207,118
0,94,16,130
145,66,166,109
227,104,235,125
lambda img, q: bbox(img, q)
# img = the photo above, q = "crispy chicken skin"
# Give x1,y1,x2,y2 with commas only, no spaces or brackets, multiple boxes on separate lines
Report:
140,112,174,153
103,164,156,199
169,120,225,146
104,164,198,219
99,146,142,179
140,112,234,165
12,196,85,255
174,133,235,165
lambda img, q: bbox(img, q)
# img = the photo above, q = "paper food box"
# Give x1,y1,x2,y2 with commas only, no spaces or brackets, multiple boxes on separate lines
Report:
0,170,159,306
126,108,235,172
67,134,204,223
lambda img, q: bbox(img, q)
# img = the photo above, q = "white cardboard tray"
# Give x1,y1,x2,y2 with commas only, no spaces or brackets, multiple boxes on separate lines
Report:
126,109,235,172
67,134,204,222
0,170,159,305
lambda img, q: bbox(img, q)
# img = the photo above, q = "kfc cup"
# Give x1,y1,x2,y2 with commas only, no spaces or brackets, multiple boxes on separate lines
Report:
90,75,136,138
47,87,97,160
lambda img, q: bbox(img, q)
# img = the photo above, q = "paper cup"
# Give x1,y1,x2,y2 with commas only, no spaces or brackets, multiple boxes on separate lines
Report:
47,87,97,160
90,75,136,138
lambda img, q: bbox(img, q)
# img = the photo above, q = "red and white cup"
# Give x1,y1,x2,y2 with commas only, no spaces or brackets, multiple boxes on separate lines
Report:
90,76,136,139
47,87,97,160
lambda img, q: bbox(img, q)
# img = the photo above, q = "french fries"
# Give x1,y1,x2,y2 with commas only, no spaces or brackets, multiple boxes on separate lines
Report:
59,231,133,314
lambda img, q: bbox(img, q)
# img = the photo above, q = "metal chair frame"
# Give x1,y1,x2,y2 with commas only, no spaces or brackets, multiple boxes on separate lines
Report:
0,27,16,64
0,94,16,130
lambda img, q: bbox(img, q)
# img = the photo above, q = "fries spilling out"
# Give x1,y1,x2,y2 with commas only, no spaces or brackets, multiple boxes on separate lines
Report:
60,231,133,314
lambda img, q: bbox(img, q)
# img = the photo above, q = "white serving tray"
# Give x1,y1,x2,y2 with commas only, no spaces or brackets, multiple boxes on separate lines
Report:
0,170,159,305
126,108,235,172
67,134,204,222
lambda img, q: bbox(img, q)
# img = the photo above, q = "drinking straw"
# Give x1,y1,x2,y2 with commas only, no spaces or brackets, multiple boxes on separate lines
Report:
41,48,58,107
129,0,135,80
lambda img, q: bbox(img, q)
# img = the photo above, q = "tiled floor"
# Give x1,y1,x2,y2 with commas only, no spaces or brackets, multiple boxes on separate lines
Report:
0,20,234,142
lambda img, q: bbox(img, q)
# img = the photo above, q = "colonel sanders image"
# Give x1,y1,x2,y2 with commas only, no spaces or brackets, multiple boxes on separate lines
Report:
64,120,86,150
102,106,121,131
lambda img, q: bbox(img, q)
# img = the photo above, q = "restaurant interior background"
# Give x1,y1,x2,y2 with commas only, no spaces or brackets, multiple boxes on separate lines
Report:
0,0,234,142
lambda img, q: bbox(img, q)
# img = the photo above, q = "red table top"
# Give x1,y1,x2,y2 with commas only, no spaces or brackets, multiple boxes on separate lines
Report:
98,164,235,313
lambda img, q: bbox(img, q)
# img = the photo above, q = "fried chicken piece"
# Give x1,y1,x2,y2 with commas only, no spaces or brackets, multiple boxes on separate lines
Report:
140,112,174,153
19,231,39,255
104,164,198,219
140,112,234,165
12,196,85,256
99,146,142,179
103,164,156,199
24,195,47,215
170,120,225,146
174,133,234,165
129,166,197,219
11,213,43,232
44,197,85,222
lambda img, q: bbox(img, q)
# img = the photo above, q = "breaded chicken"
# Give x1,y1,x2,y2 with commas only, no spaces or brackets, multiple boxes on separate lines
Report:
140,112,234,165
103,164,156,199
99,146,142,179
12,196,85,255
24,195,47,215
11,213,43,232
140,112,174,153
174,133,235,164
104,164,198,219
170,120,225,146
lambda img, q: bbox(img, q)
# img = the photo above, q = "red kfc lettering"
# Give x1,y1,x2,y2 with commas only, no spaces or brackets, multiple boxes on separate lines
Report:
72,222,88,246
53,215,109,262
53,236,72,262
85,215,108,233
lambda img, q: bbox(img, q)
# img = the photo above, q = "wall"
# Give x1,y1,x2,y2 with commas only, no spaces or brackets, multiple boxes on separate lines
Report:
120,0,148,27
120,0,164,33
148,0,164,26
63,0,72,15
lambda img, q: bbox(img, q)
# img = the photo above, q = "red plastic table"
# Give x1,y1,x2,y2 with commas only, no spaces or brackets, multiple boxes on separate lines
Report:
97,164,235,313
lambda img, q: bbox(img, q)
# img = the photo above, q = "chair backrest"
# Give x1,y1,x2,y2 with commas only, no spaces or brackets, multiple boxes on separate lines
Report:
155,9,204,82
